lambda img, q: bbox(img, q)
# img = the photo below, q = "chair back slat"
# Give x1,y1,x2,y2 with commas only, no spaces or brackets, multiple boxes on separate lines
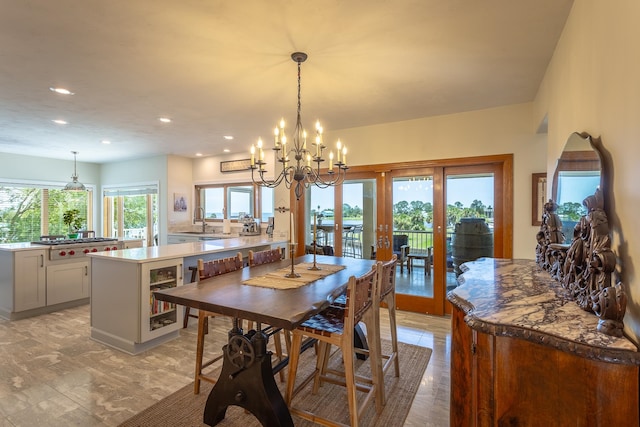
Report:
379,254,397,300
248,248,283,266
344,264,377,327
197,252,243,281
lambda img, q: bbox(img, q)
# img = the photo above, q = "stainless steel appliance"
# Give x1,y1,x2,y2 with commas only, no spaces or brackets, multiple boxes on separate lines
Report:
31,237,123,261
240,217,261,236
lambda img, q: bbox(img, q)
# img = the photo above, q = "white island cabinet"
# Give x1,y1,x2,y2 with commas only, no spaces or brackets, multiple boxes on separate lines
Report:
90,256,183,354
89,236,287,354
0,248,47,314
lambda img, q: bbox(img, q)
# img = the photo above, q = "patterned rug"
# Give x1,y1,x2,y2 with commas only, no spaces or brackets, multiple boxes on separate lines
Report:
119,340,431,426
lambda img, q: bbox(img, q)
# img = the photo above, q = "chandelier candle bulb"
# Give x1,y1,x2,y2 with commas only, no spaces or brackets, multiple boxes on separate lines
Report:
250,145,255,166
342,147,347,165
329,151,334,172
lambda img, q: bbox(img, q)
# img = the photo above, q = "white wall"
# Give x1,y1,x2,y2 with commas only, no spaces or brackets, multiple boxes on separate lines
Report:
167,155,196,232
535,0,640,342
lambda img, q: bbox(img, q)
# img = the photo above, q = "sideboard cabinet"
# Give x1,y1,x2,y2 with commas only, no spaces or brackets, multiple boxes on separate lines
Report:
448,258,640,426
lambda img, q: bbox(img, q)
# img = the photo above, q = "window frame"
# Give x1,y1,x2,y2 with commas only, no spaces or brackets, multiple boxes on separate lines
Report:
195,182,270,222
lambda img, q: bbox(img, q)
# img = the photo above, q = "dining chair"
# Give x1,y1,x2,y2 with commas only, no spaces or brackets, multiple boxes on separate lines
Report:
319,256,399,406
247,248,289,382
285,264,383,427
248,247,284,266
363,255,400,406
192,252,244,394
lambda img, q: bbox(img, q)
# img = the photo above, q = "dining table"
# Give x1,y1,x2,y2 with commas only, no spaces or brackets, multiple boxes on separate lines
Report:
153,254,376,427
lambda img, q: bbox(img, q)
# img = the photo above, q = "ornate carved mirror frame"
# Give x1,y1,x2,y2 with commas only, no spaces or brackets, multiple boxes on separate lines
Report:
536,132,626,337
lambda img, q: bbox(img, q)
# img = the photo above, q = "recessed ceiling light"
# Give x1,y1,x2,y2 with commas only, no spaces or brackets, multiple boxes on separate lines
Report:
223,149,230,153
196,153,203,157
51,119,68,125
49,87,74,95
101,140,111,145
223,135,234,140
159,117,171,123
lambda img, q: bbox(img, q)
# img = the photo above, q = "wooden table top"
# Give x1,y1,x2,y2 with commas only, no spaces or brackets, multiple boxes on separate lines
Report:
154,254,376,330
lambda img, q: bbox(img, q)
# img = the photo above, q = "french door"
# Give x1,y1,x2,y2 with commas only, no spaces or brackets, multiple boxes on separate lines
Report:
389,161,509,315
300,154,512,316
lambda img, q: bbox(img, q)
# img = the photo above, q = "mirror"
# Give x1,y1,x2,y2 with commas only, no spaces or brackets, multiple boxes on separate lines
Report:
536,132,625,337
551,132,602,243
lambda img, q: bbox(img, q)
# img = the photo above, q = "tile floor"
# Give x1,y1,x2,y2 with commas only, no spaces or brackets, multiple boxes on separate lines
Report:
0,305,451,426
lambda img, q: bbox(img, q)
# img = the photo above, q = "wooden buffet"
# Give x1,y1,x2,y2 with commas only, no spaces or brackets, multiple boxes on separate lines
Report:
447,258,640,427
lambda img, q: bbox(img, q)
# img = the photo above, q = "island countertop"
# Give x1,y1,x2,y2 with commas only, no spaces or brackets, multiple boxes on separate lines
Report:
447,257,640,364
86,235,288,263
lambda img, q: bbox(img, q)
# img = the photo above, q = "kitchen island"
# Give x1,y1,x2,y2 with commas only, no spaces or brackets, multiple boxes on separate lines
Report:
0,238,143,320
88,235,287,355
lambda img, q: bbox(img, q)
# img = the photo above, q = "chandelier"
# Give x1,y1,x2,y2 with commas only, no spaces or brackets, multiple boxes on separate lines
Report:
249,52,348,200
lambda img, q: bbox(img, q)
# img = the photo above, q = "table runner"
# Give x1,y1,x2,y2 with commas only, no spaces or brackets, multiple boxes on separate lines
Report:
243,263,346,289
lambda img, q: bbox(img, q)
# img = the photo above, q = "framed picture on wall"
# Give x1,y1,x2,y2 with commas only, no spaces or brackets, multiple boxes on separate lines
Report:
220,159,251,172
532,173,547,226
173,193,187,212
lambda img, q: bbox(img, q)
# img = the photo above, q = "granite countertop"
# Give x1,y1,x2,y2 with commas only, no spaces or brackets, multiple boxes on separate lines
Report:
447,257,640,365
86,235,287,263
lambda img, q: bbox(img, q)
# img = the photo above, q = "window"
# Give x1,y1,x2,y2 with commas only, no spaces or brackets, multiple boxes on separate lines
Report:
103,184,158,246
195,183,273,222
0,181,92,243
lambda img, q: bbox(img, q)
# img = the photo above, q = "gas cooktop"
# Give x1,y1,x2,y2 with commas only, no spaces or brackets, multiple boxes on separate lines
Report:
32,237,119,246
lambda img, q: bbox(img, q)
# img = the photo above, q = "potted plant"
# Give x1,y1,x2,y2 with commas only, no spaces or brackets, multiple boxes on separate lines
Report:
62,209,84,238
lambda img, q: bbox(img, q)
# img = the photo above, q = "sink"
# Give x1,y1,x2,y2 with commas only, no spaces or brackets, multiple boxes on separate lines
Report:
179,231,207,234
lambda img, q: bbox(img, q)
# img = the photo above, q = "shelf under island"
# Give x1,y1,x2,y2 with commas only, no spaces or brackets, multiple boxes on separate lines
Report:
447,257,640,426
88,236,287,355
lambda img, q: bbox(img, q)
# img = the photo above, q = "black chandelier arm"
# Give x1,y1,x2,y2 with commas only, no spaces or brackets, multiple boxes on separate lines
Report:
304,166,347,188
250,165,290,188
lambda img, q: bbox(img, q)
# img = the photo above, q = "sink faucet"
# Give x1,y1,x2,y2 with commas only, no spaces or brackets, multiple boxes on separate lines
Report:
197,207,206,232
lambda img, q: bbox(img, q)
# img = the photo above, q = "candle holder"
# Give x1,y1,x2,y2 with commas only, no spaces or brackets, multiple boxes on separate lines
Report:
308,240,321,271
285,243,301,278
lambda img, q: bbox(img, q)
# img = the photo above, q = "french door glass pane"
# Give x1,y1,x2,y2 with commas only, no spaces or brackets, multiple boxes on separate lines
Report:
342,180,376,259
392,176,434,297
445,173,494,291
308,186,335,248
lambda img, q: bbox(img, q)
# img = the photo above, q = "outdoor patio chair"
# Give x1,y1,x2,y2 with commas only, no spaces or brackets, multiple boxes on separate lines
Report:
392,234,410,273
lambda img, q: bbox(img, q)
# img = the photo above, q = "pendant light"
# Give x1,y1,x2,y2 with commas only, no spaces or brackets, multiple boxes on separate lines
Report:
64,151,87,191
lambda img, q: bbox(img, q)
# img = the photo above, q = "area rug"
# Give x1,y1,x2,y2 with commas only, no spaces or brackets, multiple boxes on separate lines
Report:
120,340,431,427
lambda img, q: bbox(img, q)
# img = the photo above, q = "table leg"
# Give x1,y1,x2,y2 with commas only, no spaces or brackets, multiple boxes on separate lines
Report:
203,329,294,427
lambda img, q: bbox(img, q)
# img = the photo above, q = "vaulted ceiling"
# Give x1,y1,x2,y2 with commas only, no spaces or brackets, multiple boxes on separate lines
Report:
0,0,573,163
